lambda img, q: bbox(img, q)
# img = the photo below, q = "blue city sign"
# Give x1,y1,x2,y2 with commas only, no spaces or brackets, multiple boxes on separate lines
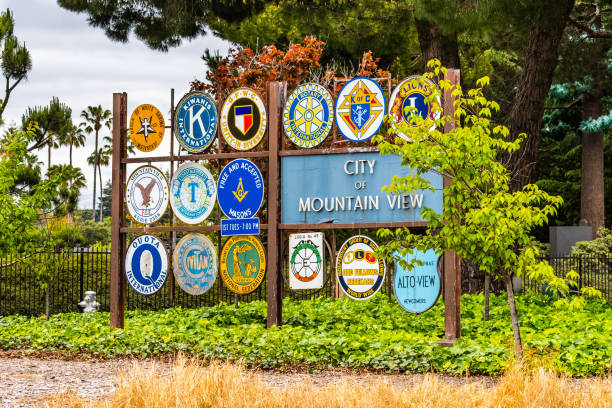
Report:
393,248,441,313
281,152,442,224
125,234,168,295
174,92,217,153
221,217,260,236
217,159,264,219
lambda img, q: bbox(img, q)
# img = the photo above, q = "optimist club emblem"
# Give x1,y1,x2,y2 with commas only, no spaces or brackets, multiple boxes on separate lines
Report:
129,104,165,152
173,233,217,295
174,92,217,153
220,235,266,294
125,165,169,224
336,235,386,300
335,77,386,142
389,76,440,138
289,232,324,290
283,83,333,148
220,88,267,150
170,162,216,224
125,235,168,295
217,159,264,219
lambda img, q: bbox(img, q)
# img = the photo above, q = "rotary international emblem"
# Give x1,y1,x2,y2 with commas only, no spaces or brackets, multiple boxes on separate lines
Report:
125,165,169,225
336,235,386,300
220,88,267,150
125,234,168,295
220,235,266,294
170,162,216,224
129,104,165,152
335,77,386,142
389,76,440,138
174,92,217,153
173,233,217,295
283,83,333,148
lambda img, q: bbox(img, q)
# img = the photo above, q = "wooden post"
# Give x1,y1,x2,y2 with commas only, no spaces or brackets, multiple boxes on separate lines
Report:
441,69,461,345
266,81,285,327
110,92,127,329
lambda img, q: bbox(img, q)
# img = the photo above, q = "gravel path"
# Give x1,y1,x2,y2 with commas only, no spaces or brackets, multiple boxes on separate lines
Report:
0,356,496,407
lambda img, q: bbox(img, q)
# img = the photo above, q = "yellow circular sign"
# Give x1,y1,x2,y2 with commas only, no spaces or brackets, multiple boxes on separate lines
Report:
220,235,266,294
129,104,165,152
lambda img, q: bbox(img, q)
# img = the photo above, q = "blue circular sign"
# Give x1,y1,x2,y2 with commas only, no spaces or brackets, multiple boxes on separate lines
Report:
170,162,217,224
393,248,441,313
217,159,264,219
173,233,217,295
125,235,168,295
174,92,217,153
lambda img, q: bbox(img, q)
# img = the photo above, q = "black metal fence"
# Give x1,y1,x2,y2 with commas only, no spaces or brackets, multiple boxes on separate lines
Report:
1,249,609,316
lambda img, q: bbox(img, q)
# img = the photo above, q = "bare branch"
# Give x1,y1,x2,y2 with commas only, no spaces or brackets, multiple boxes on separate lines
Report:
569,18,612,38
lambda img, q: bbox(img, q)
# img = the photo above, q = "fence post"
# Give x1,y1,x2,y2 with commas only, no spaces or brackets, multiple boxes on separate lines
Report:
79,249,84,298
578,256,583,292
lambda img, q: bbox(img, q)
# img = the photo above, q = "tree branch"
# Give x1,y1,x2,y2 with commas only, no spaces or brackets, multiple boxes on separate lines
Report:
569,18,612,38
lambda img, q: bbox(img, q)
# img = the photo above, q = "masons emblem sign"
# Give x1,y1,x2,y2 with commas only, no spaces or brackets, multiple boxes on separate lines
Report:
336,235,386,300
173,233,218,295
125,165,169,225
283,83,333,148
129,104,165,152
335,77,386,142
389,76,440,138
174,92,217,153
220,88,267,150
125,234,168,295
170,162,217,224
217,159,264,219
220,235,266,294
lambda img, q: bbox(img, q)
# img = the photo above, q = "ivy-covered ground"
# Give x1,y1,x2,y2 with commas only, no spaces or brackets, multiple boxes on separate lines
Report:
0,293,610,377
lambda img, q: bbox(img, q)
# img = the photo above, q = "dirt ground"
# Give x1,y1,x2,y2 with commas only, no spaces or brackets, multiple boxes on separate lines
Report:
0,356,503,408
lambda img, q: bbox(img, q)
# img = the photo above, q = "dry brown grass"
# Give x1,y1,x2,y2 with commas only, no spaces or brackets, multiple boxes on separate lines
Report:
39,357,612,408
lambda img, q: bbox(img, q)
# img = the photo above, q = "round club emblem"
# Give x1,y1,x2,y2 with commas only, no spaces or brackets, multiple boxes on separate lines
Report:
217,159,264,219
220,235,266,294
335,77,386,142
125,165,169,225
173,233,218,295
220,88,267,150
289,232,325,290
125,234,168,295
129,104,165,152
336,235,386,300
283,83,333,148
174,92,217,153
170,162,217,224
389,76,440,139
393,248,441,313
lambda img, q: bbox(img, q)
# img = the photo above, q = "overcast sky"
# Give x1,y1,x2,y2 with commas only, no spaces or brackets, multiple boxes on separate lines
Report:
1,0,231,209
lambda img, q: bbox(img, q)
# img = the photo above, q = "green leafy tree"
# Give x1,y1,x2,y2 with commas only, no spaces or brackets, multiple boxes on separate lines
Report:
80,105,111,222
375,62,572,357
0,8,31,124
47,164,86,219
62,123,87,166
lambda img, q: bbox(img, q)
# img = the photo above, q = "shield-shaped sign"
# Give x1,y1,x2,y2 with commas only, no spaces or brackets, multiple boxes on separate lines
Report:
351,103,370,130
234,105,253,135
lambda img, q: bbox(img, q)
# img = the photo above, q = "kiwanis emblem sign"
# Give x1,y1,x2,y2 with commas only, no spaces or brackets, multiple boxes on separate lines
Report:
335,77,386,142
174,92,217,153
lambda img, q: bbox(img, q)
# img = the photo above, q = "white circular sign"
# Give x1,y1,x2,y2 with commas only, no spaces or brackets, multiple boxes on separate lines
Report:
125,165,169,225
170,162,217,224
336,235,386,300
125,234,168,295
335,77,386,142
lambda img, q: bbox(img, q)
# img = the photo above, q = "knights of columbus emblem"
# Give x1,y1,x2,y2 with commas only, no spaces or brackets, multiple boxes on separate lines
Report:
335,77,386,142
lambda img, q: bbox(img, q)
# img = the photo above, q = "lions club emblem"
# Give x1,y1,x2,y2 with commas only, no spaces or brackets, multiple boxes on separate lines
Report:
170,162,217,224
125,165,169,224
173,233,217,295
335,77,386,142
220,88,267,151
129,104,165,152
389,76,440,138
283,83,333,148
174,92,217,153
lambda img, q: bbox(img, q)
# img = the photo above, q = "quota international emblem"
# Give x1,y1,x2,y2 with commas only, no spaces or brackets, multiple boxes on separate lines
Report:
335,77,386,142
220,88,267,151
336,235,386,300
173,233,218,295
220,235,266,294
389,76,440,138
125,234,168,295
125,165,169,225
129,104,165,152
174,92,217,153
170,162,217,224
283,83,333,148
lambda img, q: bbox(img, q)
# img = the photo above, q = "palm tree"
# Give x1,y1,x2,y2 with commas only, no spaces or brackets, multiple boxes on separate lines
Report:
80,105,111,222
47,164,86,220
62,124,86,166
97,148,110,222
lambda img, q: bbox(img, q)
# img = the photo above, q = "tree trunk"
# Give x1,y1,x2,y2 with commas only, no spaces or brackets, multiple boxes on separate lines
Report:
91,130,99,221
45,286,50,321
505,274,522,358
505,0,575,190
98,164,103,222
484,273,490,321
415,19,460,70
47,139,51,169
69,142,73,167
581,88,605,237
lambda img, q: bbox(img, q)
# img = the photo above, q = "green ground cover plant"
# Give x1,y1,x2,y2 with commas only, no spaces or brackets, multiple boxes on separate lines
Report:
0,293,609,377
